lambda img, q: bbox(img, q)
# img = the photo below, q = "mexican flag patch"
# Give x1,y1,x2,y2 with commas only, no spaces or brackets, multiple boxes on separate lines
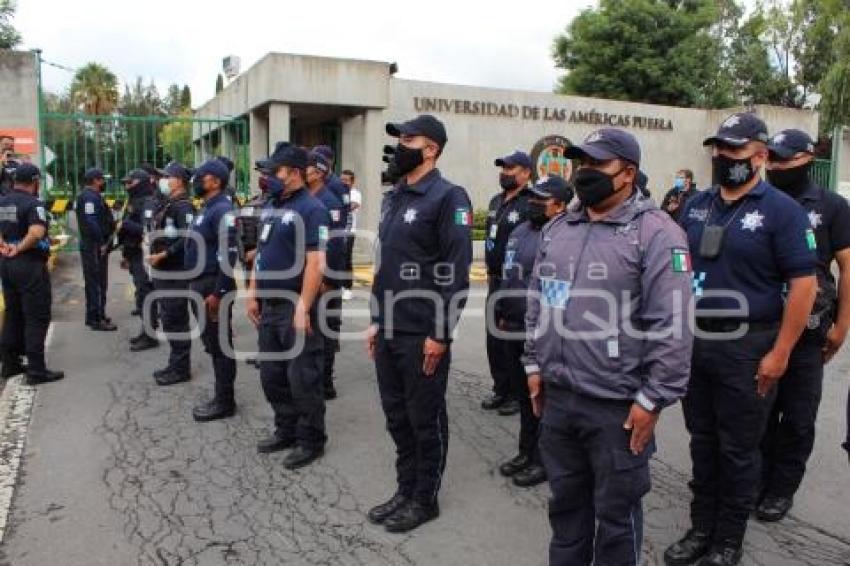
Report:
671,248,691,273
805,228,817,250
454,208,472,226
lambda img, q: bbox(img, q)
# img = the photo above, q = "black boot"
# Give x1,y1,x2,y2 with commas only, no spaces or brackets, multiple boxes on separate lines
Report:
192,398,235,422
499,453,531,477
24,369,65,385
697,541,743,566
256,433,296,454
324,383,338,400
1,356,26,378
481,393,509,410
89,320,117,331
664,529,712,565
512,464,547,487
383,500,440,533
497,399,520,416
283,445,324,469
130,334,159,352
367,493,409,524
756,495,793,522
155,369,191,386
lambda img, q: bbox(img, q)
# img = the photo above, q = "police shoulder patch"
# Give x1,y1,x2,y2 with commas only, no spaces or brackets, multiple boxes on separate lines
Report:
318,225,329,242
454,207,472,226
84,201,95,215
186,213,194,224
671,248,691,273
36,206,47,221
805,228,817,250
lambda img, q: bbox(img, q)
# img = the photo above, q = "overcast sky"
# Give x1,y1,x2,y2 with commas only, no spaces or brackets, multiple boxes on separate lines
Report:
14,0,595,107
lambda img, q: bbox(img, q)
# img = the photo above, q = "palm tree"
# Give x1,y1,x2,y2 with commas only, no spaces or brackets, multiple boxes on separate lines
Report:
69,63,119,116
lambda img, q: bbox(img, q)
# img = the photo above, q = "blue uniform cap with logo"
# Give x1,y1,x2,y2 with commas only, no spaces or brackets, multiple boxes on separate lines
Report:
308,151,331,175
703,112,769,147
386,114,448,150
312,145,335,162
13,162,41,183
255,141,308,171
120,169,150,183
84,167,105,182
193,159,230,186
163,161,193,181
494,150,532,170
564,128,641,166
768,129,816,160
530,175,573,203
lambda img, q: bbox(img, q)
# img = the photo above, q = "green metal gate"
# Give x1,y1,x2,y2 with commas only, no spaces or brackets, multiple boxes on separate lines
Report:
39,112,249,251
812,158,833,190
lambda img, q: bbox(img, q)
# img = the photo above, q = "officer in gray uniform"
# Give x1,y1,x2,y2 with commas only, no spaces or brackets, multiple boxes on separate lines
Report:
524,128,693,565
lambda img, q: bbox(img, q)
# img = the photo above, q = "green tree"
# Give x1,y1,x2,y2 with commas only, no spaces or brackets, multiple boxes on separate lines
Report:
119,77,164,116
215,74,224,94
819,26,850,133
0,0,21,49
69,63,119,115
164,83,183,115
180,85,192,111
159,114,194,165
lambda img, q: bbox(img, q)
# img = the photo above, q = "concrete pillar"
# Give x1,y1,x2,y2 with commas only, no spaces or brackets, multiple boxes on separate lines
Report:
249,108,270,192
222,125,237,188
358,108,384,261
268,102,291,149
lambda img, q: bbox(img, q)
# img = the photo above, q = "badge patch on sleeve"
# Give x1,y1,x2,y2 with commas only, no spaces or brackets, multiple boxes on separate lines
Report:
671,248,692,273
36,206,47,221
225,213,236,228
84,202,95,215
318,226,329,242
454,208,472,226
331,210,341,222
540,278,571,309
805,228,817,250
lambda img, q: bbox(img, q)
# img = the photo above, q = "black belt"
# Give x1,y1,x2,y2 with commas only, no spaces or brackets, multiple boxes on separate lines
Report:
695,318,779,333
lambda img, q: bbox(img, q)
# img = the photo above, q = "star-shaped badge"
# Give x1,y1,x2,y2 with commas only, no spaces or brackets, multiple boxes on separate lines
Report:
741,210,764,232
403,208,417,224
808,210,822,229
585,132,602,144
728,162,751,183
507,211,520,224
723,115,741,128
281,210,296,225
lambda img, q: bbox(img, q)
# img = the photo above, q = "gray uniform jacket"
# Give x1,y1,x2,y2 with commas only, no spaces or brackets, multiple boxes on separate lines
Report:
523,191,693,413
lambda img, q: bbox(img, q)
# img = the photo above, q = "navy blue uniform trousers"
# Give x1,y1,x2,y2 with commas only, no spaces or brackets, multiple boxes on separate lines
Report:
189,274,236,403
154,277,191,374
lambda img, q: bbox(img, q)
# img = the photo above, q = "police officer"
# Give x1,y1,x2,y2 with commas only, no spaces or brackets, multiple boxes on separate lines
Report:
482,150,532,415
665,114,818,566
523,129,692,566
755,130,850,521
148,162,196,386
366,115,472,533
0,163,64,384
306,151,347,400
185,159,238,421
661,169,698,220
76,167,117,331
496,175,571,489
216,155,238,202
247,143,328,468
118,169,159,351
312,145,350,210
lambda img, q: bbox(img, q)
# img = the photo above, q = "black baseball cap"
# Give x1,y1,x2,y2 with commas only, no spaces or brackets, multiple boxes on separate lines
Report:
163,161,193,181
13,162,41,183
495,150,532,170
308,151,331,175
703,112,769,147
313,145,335,162
120,169,150,183
565,128,641,166
768,129,816,160
193,159,230,186
530,176,573,203
386,115,448,149
140,163,165,178
256,141,308,171
84,167,105,182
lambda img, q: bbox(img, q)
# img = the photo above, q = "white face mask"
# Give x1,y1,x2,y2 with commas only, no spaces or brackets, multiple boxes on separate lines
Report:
158,178,170,195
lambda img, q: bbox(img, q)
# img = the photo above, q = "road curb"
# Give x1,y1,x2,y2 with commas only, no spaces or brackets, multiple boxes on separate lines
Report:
0,375,37,544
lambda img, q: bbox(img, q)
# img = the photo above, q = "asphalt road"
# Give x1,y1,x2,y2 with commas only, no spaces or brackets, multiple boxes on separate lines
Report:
0,253,849,566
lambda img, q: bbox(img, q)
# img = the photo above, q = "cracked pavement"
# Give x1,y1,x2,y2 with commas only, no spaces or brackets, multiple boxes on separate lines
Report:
1,254,849,565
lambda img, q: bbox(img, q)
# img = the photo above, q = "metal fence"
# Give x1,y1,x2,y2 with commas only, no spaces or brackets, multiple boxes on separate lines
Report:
812,158,833,190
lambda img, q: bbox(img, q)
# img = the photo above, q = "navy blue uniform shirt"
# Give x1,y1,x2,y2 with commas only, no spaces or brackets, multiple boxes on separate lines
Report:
680,180,816,322
497,220,542,330
325,174,351,225
151,194,195,272
184,192,236,296
372,168,473,341
0,188,50,261
254,187,329,293
485,188,531,276
75,186,113,245
795,180,850,307
118,186,151,250
313,184,347,287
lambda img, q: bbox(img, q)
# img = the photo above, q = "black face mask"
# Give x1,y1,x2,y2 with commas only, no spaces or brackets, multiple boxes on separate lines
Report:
712,154,757,188
527,202,548,227
394,144,425,177
192,177,205,197
574,168,621,208
767,163,811,198
499,173,519,191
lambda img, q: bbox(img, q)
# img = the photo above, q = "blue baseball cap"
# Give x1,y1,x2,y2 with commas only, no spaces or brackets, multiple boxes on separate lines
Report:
163,161,193,181
308,151,331,175
386,114,448,149
120,169,150,183
84,167,105,182
312,145,335,162
703,112,769,147
565,128,641,166
13,162,41,183
193,159,230,186
768,129,815,160
495,150,532,170
530,175,573,203
256,141,309,171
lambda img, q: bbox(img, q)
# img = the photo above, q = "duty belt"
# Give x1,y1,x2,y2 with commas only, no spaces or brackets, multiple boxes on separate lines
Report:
695,318,779,333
